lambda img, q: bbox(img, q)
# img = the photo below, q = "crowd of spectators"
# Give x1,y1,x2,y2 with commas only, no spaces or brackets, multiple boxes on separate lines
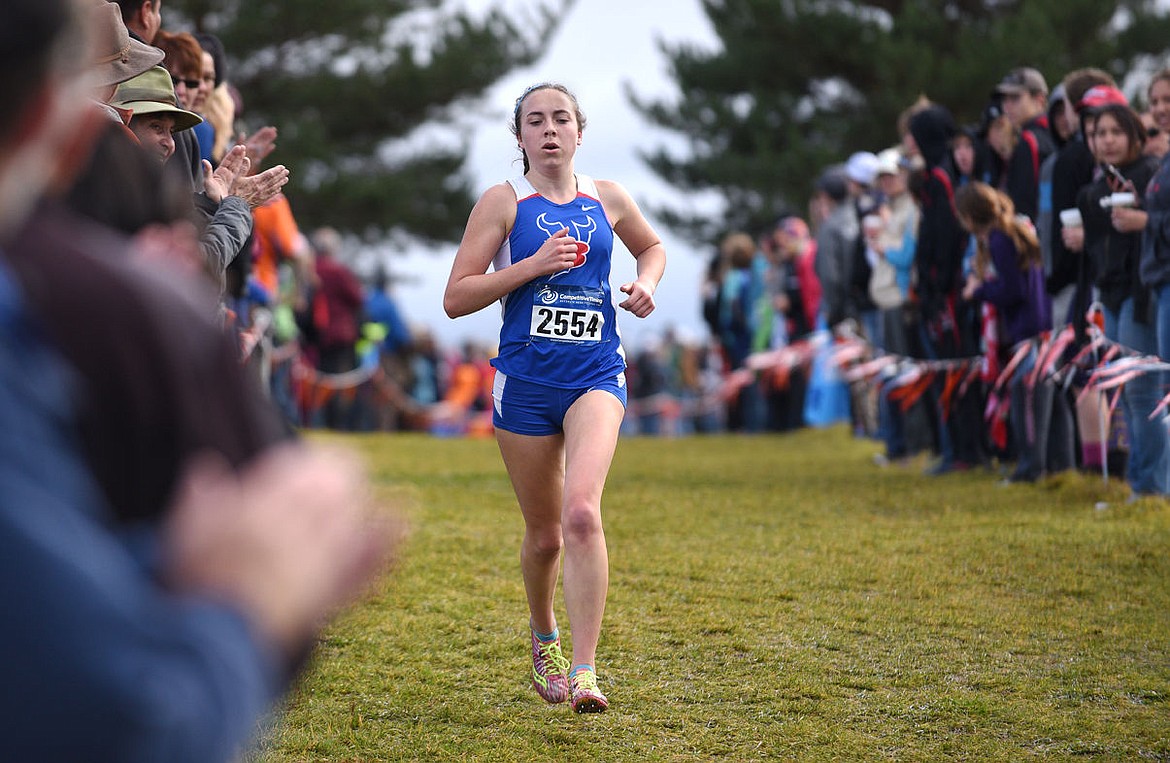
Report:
75,0,1170,503
49,0,485,439
241,64,1170,507
680,63,1170,501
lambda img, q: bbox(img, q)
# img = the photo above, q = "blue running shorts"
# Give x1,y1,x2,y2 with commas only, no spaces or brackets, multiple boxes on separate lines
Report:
492,370,627,436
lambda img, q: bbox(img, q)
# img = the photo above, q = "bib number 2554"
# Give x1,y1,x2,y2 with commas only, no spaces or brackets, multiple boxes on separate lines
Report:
530,307,603,342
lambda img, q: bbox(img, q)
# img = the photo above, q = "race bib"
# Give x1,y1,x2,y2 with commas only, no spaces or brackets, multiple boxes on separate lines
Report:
530,284,605,343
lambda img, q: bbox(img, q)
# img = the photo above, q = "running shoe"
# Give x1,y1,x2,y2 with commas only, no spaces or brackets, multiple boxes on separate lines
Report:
569,668,608,713
530,627,570,704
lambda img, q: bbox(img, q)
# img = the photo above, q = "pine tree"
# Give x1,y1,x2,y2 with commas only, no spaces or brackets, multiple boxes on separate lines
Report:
632,0,1170,242
167,0,569,242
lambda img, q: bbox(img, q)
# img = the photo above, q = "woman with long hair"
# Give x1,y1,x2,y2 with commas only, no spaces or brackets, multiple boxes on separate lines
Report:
1077,94,1168,497
958,182,1052,481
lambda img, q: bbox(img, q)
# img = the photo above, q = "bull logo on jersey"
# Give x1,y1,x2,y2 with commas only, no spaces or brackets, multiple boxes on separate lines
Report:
536,211,596,276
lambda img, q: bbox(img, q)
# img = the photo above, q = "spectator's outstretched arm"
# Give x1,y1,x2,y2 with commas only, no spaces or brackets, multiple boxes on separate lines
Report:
198,195,252,282
196,145,253,285
196,145,290,284
202,145,249,205
207,144,291,209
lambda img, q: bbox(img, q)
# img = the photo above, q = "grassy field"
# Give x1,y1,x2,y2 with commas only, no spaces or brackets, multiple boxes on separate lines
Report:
253,427,1169,762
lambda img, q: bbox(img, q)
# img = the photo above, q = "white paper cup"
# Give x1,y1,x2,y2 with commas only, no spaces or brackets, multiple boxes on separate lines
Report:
1100,192,1137,209
1059,208,1083,228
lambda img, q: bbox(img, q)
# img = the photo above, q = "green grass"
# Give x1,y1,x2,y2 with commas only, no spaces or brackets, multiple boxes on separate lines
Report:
252,427,1170,762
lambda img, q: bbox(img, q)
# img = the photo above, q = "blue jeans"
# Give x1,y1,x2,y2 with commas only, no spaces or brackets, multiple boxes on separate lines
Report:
1007,345,1041,479
861,309,882,352
1156,284,1170,389
1105,300,1169,494
878,375,906,458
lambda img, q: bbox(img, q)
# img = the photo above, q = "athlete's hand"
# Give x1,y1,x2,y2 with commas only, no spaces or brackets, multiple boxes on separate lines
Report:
531,227,581,276
618,279,656,318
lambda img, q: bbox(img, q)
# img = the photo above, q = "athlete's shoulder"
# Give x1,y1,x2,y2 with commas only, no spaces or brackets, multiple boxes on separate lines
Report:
475,181,521,215
595,178,637,219
464,182,522,240
481,180,520,202
594,178,626,197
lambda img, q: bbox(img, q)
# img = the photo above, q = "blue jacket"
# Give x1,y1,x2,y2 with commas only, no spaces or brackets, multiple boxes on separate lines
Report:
0,260,284,763
1141,152,1170,290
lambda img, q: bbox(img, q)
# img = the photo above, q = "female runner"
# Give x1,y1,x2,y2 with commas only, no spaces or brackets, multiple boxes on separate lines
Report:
443,82,666,713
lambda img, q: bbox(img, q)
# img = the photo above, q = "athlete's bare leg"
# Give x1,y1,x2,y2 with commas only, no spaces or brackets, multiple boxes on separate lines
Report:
496,429,565,635
558,389,624,668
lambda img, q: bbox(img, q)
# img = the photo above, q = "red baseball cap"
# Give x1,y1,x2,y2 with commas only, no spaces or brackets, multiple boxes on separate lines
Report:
1077,85,1128,113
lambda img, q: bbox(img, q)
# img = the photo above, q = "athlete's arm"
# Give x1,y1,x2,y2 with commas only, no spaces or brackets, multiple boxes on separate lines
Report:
599,179,666,318
443,183,582,318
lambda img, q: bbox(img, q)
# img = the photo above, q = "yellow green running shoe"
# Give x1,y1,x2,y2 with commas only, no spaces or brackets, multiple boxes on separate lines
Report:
530,626,569,704
569,667,608,713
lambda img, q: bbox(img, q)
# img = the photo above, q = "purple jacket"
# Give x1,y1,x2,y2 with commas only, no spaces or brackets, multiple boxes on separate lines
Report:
973,229,1052,346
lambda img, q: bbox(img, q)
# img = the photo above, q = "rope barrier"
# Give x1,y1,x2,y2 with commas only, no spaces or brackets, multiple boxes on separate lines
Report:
289,355,381,390
723,306,1170,426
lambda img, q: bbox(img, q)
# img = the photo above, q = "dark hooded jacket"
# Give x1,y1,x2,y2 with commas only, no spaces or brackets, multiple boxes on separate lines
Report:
956,123,995,187
1077,152,1158,320
1004,113,1055,221
1045,86,1070,153
1048,138,1098,329
909,106,969,351
1036,86,1068,291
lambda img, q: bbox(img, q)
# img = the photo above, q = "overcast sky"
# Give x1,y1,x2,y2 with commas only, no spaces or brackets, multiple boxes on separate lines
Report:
378,0,721,349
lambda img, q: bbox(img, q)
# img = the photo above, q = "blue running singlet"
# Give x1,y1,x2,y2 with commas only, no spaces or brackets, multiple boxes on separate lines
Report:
489,174,626,388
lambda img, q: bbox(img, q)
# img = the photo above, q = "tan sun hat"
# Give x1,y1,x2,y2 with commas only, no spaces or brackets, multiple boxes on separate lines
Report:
112,67,203,132
91,2,165,88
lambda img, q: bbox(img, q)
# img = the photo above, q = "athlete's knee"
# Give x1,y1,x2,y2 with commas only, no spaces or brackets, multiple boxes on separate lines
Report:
524,525,564,560
561,500,602,542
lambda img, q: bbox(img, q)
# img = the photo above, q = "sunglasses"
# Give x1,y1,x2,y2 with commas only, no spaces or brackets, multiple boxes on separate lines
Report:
171,75,201,90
